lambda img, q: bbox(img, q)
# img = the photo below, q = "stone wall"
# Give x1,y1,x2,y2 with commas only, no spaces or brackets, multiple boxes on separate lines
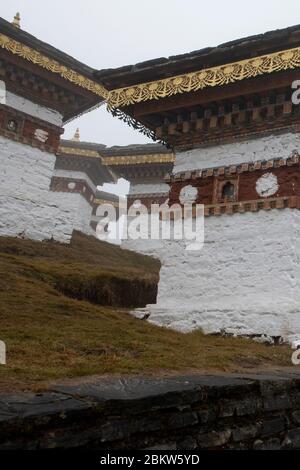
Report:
2,373,300,450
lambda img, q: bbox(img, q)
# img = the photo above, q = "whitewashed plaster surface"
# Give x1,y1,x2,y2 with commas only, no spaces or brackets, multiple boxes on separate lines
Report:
129,182,170,195
123,132,300,339
123,209,300,339
256,173,279,197
5,92,63,127
123,132,300,338
0,136,92,242
174,133,300,174
52,169,97,194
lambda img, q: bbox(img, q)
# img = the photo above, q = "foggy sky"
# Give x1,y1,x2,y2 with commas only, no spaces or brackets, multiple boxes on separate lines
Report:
1,1,300,194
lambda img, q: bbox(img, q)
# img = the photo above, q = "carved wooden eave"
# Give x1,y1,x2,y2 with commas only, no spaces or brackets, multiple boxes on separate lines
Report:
58,145,101,159
101,154,174,181
0,18,108,121
0,32,108,99
101,153,174,166
97,24,300,147
105,47,300,108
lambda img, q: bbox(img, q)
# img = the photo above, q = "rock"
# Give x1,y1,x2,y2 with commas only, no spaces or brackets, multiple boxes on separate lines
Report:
198,407,217,424
197,429,231,449
232,424,259,442
144,443,177,450
167,411,198,429
177,436,198,450
292,411,300,425
253,438,281,450
282,428,300,449
260,416,286,437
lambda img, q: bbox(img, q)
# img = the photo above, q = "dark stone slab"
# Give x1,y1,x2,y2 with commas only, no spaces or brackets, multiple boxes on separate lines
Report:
260,416,286,437
0,392,90,421
1,371,300,449
51,374,254,402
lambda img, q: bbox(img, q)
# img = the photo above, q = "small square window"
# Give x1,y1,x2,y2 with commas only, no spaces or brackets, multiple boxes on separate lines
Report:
213,177,239,203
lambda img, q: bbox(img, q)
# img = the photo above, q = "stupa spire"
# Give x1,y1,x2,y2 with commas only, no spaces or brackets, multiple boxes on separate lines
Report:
12,12,21,29
71,128,80,142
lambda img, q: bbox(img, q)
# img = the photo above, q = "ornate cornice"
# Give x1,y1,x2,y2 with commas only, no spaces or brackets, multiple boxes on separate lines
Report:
128,192,169,199
164,196,300,218
107,46,300,108
202,196,300,217
58,146,100,158
94,198,119,207
102,154,175,166
0,33,108,99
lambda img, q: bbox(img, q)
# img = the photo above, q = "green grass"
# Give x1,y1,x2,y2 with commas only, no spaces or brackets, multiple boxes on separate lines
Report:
0,232,292,392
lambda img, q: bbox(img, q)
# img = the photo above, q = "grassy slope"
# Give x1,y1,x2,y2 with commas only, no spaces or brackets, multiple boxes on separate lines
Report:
0,232,291,392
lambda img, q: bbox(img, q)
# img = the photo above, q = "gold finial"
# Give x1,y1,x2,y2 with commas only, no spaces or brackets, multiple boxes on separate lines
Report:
12,12,21,29
71,128,80,142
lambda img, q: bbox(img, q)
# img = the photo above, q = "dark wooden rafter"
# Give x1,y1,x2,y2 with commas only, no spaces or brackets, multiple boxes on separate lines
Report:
118,77,299,149
130,70,299,118
55,154,113,185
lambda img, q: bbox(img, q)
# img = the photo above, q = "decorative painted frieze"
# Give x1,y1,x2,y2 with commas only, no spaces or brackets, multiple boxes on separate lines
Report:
0,105,63,153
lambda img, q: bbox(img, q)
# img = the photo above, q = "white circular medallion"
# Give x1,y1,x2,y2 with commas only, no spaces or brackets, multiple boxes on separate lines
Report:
179,185,198,204
256,173,278,198
68,182,76,190
132,199,142,209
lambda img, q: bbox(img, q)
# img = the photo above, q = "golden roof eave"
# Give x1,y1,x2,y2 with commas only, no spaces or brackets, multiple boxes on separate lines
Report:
58,146,100,158
4,28,299,114
94,198,119,207
101,154,175,166
0,33,109,99
107,46,300,108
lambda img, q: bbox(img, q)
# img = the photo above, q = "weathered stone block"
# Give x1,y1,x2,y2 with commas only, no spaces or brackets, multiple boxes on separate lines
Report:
292,410,300,425
232,424,259,442
197,429,231,449
253,438,281,450
197,407,217,424
167,411,198,429
144,442,177,450
260,416,286,437
219,397,261,417
282,428,300,449
177,436,198,450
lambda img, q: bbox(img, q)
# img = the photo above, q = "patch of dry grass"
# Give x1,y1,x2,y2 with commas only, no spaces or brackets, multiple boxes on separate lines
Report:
0,233,292,392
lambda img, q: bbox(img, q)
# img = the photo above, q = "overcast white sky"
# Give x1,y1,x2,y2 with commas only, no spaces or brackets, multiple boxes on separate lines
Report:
2,1,300,194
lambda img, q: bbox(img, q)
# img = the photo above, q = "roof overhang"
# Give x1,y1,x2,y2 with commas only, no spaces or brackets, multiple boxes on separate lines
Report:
105,46,300,108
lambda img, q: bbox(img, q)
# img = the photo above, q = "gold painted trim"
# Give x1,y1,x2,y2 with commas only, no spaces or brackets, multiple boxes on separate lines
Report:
0,33,108,98
94,198,119,207
58,146,100,158
102,154,175,166
107,46,300,107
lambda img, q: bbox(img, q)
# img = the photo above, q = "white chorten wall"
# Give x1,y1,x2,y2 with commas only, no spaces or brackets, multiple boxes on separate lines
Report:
0,135,93,242
129,181,170,197
123,132,300,339
5,92,63,127
173,132,300,174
